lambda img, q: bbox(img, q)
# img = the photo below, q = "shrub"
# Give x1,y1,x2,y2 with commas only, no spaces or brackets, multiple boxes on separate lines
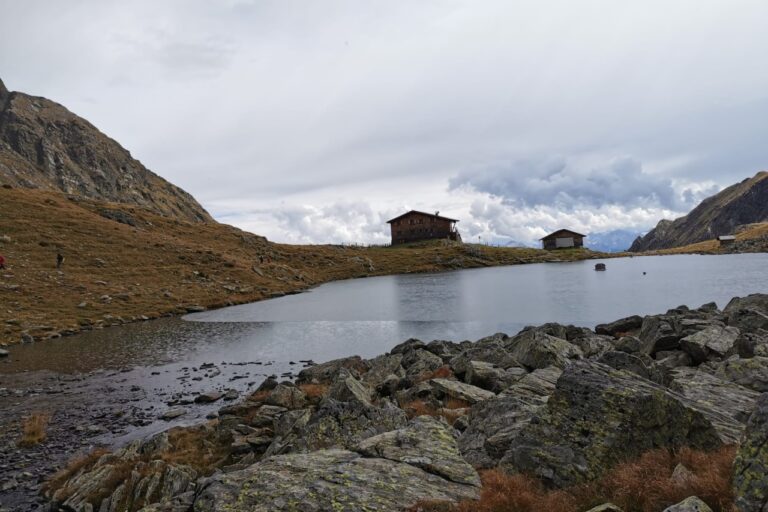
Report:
19,412,50,447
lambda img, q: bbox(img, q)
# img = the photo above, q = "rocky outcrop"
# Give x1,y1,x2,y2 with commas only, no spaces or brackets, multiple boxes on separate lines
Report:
193,417,480,512
733,393,768,512
662,496,713,512
500,361,722,487
629,171,768,251
0,78,211,222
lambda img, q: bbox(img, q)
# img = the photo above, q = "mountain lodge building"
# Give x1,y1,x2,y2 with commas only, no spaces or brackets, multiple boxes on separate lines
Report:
387,210,461,245
540,229,586,250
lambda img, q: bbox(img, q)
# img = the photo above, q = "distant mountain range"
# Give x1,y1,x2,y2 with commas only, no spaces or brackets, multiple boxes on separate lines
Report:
629,171,768,251
0,77,211,222
585,229,642,253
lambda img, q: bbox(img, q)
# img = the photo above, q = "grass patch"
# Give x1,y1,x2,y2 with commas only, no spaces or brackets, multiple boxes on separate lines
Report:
411,445,737,512
18,412,50,446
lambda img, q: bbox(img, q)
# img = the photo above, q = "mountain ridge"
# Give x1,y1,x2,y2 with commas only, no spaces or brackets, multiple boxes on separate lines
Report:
629,171,768,251
0,78,211,223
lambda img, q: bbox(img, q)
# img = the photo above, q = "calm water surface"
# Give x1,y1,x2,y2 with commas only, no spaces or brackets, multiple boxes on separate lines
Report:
4,253,768,375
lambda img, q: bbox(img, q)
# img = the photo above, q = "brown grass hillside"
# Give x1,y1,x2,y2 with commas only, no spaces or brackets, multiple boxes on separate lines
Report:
0,187,604,346
649,222,768,255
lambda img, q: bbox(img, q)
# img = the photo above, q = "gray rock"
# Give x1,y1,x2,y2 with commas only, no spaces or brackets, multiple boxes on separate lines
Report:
595,315,644,337
390,337,426,355
655,350,694,372
733,393,768,512
430,378,496,404
639,315,681,354
195,391,224,404
160,407,188,421
500,361,722,488
193,448,479,512
361,353,404,390
680,325,740,363
615,335,654,355
425,339,464,362
662,496,713,512
598,351,666,385
668,367,760,444
712,356,768,392
296,356,370,385
569,333,615,358
459,366,561,468
586,505,624,512
449,343,521,377
402,349,444,378
0,348,8,357
265,384,307,409
327,370,373,406
464,360,526,393
505,330,582,370
356,416,480,486
725,294,768,333
732,332,768,358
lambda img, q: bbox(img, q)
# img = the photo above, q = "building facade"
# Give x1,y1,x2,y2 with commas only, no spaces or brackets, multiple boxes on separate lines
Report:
540,229,586,250
387,210,461,245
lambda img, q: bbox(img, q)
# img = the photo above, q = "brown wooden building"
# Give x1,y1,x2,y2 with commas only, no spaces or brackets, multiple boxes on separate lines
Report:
540,229,586,250
387,210,461,245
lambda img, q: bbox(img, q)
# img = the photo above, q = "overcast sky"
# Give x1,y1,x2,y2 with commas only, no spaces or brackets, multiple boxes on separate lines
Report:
2,0,767,245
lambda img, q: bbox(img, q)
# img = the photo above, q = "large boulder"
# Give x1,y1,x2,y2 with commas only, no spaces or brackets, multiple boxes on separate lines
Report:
360,353,404,390
668,367,760,444
464,360,527,393
662,496,713,512
733,393,768,512
598,351,666,385
327,370,373,405
712,356,768,392
638,315,682,354
265,384,307,409
296,356,370,385
265,399,407,455
193,448,479,511
505,330,582,370
679,325,740,364
500,361,722,488
402,349,444,378
449,343,521,377
356,416,480,487
595,315,644,337
724,294,768,333
458,366,561,468
429,378,496,405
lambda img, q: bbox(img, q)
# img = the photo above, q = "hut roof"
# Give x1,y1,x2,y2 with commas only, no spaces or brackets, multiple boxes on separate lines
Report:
540,229,587,241
386,210,459,224
718,235,736,241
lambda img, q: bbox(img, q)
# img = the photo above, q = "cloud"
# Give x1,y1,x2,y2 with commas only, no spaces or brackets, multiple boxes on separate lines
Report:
450,156,717,212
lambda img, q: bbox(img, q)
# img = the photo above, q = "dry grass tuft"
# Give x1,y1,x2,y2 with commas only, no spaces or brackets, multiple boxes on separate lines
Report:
415,365,455,384
402,398,470,425
43,448,110,494
160,426,231,475
19,412,50,447
248,389,271,402
411,446,737,512
298,383,329,401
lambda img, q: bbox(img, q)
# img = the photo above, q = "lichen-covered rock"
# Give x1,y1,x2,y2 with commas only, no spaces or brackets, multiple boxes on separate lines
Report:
356,416,480,486
615,335,654,355
449,343,521,377
668,367,760,444
459,366,561,468
712,356,768,392
464,360,526,393
266,398,407,455
595,315,644,337
732,332,768,359
662,496,713,512
327,370,373,405
361,353,404,389
500,361,722,487
639,315,682,354
192,448,479,511
296,356,370,385
655,350,694,372
505,330,582,370
569,333,615,358
586,504,624,512
402,348,445,378
680,325,740,364
598,351,666,385
265,383,307,409
425,339,464,362
430,378,496,404
733,393,768,512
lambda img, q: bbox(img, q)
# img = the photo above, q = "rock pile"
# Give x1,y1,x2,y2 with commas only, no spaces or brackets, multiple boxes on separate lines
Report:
44,293,768,511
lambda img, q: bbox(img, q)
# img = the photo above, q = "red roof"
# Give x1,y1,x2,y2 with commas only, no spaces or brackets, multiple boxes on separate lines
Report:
386,210,459,224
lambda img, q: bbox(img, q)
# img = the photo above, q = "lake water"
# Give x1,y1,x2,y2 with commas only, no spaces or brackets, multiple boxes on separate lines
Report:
3,253,768,376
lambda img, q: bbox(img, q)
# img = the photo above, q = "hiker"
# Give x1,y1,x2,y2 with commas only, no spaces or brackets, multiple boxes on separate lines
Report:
0,254,5,270
56,252,64,270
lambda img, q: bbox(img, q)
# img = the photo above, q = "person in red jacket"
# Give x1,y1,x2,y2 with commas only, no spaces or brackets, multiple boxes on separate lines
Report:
0,254,5,270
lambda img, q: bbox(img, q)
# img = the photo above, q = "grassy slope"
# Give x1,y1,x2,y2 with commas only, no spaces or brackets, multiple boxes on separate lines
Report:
648,222,768,255
0,187,604,346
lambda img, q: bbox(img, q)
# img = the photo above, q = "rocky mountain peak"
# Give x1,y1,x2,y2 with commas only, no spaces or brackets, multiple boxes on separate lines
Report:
0,80,212,223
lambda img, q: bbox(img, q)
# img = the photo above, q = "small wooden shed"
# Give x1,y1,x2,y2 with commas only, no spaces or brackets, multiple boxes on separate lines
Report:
718,235,736,246
540,229,586,250
387,210,461,245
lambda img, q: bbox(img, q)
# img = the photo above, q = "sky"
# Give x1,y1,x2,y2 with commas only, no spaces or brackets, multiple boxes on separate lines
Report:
2,0,768,246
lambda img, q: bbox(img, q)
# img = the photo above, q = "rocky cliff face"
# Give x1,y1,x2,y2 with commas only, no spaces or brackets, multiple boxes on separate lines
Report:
629,172,768,251
0,78,211,222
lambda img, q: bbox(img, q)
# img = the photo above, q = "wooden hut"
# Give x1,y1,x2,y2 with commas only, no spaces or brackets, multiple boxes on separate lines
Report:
718,235,736,246
540,229,586,250
387,210,461,245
